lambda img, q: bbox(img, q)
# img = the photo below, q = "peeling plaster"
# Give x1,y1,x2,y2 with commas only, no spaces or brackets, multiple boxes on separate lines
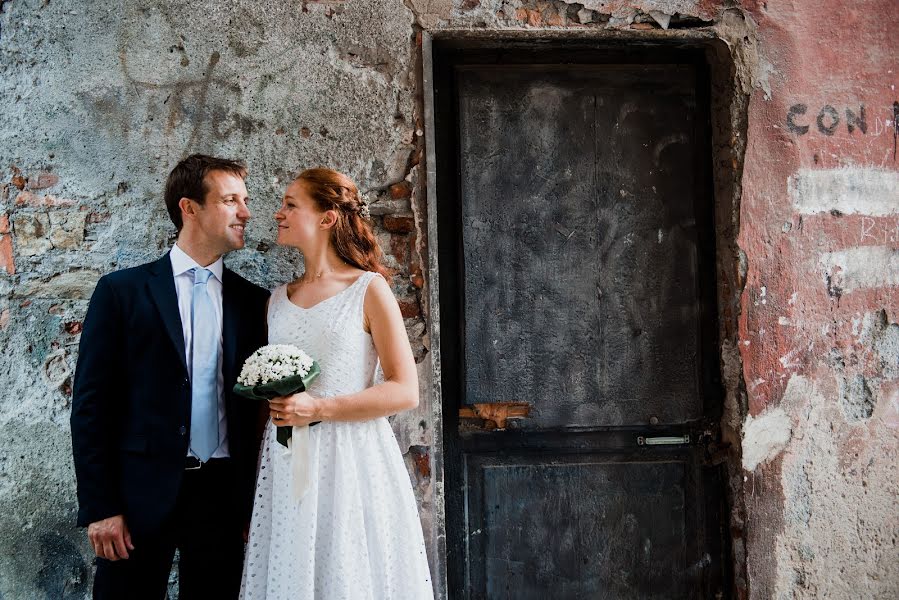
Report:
790,168,899,216
775,375,899,598
742,407,792,471
818,246,899,294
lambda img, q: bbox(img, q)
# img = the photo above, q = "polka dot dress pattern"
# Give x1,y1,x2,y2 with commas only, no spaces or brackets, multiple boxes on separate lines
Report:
239,272,435,600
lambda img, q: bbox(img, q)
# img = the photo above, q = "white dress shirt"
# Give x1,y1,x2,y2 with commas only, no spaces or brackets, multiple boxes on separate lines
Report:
170,243,229,459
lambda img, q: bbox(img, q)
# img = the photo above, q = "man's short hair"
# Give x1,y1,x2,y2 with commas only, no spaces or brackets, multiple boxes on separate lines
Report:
164,154,248,231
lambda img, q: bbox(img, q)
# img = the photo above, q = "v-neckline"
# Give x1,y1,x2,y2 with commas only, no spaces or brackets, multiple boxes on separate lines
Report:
283,272,368,311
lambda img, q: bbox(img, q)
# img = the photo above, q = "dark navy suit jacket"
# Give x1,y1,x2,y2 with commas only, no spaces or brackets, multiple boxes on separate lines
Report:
70,253,269,535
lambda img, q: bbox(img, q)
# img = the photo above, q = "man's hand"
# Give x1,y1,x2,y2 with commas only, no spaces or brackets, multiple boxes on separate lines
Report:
87,514,134,561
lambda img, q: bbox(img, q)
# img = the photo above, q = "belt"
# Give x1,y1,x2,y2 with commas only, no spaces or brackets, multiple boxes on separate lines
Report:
184,456,231,471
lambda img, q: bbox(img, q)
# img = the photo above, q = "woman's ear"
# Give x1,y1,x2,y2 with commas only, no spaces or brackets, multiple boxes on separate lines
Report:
320,209,339,229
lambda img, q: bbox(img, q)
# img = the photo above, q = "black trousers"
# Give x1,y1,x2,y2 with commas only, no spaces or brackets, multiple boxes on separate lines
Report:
93,458,245,600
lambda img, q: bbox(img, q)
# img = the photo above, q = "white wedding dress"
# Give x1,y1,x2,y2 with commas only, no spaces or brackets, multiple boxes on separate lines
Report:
240,272,434,599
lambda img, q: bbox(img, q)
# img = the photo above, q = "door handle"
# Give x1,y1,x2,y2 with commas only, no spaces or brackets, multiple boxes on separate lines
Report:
636,434,691,446
459,402,532,430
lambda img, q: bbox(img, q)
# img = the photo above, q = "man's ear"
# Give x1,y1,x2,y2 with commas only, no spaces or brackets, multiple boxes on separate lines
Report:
178,197,197,223
320,209,339,230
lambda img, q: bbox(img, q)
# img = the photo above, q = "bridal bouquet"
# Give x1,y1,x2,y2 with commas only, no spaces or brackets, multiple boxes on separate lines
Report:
234,344,321,447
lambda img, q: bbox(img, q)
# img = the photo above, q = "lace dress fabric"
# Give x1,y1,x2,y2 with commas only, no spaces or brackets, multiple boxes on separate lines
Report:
239,272,434,600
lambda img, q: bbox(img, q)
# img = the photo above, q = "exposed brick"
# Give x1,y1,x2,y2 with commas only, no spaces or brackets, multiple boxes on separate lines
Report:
64,321,83,335
545,12,563,27
383,215,415,234
299,127,311,138
0,233,12,274
11,174,26,190
398,298,420,318
411,273,424,289
409,445,431,478
0,309,9,330
15,191,74,208
0,214,8,234
515,7,528,21
389,233,408,264
27,172,59,190
388,181,412,199
527,9,542,26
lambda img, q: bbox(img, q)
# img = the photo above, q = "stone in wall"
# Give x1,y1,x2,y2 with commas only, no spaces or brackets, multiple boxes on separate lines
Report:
48,212,87,250
12,213,52,256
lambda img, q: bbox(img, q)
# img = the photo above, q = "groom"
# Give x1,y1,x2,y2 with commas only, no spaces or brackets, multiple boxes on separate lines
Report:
71,154,269,598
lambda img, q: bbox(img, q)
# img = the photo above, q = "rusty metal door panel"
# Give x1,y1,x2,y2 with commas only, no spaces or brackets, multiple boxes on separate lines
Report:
433,42,727,599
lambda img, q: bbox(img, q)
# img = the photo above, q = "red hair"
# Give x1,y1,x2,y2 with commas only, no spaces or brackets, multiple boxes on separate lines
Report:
295,168,391,281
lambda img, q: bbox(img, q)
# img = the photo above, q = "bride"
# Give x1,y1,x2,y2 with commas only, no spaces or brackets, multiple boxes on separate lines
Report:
239,168,434,599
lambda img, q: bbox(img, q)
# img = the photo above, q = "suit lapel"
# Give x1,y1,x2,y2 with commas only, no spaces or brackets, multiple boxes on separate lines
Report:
147,253,188,376
222,268,240,391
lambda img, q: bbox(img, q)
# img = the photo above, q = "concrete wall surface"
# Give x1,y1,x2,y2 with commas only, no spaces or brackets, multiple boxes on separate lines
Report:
0,1,895,598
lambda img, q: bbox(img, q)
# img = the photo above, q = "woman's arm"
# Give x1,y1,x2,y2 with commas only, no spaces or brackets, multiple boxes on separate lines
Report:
269,276,419,425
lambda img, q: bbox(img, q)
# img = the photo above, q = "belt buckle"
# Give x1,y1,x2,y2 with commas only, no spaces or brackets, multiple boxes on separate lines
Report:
185,456,203,471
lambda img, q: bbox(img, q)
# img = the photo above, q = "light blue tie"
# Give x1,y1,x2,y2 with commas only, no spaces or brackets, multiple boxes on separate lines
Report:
189,267,219,462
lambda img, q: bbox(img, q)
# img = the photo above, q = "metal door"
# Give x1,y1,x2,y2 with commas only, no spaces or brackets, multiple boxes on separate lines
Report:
433,43,728,599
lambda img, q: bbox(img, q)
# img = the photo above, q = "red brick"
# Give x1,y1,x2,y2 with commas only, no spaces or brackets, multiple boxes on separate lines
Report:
411,447,430,478
389,181,412,199
389,234,408,264
527,9,542,26
28,172,59,190
64,321,83,335
383,215,415,234
515,8,528,21
11,174,26,190
15,191,73,208
0,215,13,274
545,12,563,26
398,299,420,319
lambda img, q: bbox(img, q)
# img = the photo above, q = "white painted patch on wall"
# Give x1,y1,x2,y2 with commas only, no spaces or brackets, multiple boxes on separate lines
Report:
789,168,899,216
742,407,792,471
819,246,899,293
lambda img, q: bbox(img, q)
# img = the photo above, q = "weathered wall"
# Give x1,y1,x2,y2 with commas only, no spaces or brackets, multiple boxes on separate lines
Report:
0,1,429,597
736,0,899,598
0,0,896,598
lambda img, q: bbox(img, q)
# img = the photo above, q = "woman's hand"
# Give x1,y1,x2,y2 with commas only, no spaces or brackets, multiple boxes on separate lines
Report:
269,392,320,427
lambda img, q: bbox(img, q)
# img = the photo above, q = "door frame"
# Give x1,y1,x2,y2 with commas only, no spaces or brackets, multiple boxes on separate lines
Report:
421,30,750,600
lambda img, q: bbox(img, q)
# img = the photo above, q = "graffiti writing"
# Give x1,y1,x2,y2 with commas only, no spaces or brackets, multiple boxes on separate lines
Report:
860,216,899,245
787,104,870,136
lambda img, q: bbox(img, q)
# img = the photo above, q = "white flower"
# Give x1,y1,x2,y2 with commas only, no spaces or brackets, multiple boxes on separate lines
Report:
237,344,315,386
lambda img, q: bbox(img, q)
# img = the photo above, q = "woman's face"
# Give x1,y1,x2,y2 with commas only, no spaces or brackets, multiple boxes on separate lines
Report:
274,180,326,251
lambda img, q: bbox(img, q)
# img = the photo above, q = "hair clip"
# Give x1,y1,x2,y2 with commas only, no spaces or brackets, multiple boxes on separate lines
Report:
358,192,372,218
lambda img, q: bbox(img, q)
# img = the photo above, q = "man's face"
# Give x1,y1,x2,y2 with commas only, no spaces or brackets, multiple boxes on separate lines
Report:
192,170,251,254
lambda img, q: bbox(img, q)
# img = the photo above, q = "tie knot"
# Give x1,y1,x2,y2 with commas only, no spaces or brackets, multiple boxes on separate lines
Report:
192,268,213,285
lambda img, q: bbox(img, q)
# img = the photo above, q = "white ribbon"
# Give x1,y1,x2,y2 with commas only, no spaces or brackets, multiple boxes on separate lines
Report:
282,425,311,502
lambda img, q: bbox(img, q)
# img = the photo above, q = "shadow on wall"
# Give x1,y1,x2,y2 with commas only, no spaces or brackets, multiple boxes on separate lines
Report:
37,530,89,599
